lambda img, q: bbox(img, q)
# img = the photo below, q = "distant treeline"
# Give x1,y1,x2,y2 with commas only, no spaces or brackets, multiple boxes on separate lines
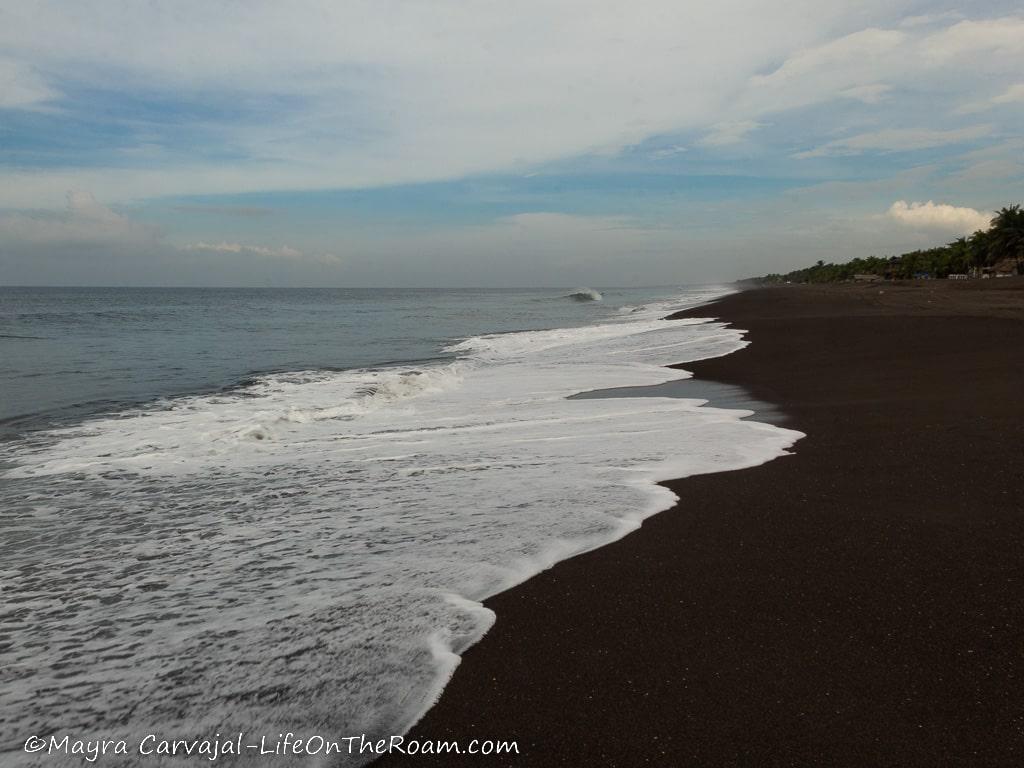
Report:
754,204,1024,283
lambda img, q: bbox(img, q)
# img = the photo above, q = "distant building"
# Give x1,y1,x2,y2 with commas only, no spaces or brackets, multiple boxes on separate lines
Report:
993,258,1021,277
948,273,969,280
854,273,882,282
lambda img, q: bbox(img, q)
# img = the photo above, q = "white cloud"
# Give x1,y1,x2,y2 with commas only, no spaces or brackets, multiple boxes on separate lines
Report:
751,28,906,88
0,6,1016,210
732,16,1024,121
648,144,688,160
0,0,916,207
0,1,1018,288
839,83,892,103
182,241,344,265
887,200,991,233
0,58,58,109
946,139,1024,184
921,17,1024,61
734,27,912,116
0,191,158,246
795,125,991,158
698,120,765,147
899,12,963,29
993,83,1024,105
184,241,302,258
956,81,1024,114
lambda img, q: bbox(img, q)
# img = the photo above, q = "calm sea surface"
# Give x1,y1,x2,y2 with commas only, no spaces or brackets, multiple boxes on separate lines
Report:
1,287,674,426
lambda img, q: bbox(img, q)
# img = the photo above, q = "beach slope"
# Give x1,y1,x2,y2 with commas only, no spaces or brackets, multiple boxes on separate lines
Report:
379,280,1024,766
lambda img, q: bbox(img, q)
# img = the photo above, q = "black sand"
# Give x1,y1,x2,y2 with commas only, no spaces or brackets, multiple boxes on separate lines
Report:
379,280,1024,767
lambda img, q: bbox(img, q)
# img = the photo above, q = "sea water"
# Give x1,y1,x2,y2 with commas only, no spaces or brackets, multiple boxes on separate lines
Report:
0,285,802,765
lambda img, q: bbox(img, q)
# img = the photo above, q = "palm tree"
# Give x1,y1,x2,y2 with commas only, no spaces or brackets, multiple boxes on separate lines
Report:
968,228,993,270
948,236,970,275
989,205,1024,273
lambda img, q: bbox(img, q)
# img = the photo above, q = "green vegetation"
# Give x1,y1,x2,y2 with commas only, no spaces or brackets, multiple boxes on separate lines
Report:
755,204,1024,284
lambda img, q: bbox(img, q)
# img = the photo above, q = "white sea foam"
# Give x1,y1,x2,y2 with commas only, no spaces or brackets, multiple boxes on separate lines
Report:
0,286,802,765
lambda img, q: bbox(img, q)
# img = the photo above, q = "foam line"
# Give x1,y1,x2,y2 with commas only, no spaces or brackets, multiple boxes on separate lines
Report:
0,285,802,766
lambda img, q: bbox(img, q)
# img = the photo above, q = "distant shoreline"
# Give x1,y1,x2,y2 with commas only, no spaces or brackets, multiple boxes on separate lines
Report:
748,204,1024,284
378,279,1024,766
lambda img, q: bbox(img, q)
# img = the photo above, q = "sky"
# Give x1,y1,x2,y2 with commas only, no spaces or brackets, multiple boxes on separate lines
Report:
0,1,1022,287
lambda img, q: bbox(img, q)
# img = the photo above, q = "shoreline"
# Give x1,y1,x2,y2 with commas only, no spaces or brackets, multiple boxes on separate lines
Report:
384,284,799,747
379,279,1024,766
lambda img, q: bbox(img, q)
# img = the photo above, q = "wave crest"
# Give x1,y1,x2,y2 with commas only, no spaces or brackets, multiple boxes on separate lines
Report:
565,288,602,302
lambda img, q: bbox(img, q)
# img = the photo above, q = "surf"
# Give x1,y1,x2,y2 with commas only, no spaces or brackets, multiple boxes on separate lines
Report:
565,288,603,302
0,285,801,766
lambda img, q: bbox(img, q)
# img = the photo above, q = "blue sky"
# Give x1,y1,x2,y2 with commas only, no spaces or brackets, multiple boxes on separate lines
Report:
1,1,1022,286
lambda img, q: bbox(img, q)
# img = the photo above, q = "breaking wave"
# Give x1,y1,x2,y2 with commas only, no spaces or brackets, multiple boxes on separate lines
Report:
0,286,802,766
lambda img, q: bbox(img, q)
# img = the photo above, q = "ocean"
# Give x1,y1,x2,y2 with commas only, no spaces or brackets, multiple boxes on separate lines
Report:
0,285,801,764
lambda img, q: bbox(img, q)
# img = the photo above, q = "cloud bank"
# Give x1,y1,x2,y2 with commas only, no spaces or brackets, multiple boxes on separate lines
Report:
0,4,1021,285
0,191,159,246
184,242,303,259
1,4,1020,208
796,126,993,159
0,58,56,109
887,200,991,233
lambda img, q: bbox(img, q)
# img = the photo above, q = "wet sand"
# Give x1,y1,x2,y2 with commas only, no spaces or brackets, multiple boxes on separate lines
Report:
379,279,1024,767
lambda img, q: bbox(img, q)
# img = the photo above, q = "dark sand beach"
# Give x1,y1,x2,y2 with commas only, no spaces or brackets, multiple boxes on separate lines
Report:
380,280,1024,767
